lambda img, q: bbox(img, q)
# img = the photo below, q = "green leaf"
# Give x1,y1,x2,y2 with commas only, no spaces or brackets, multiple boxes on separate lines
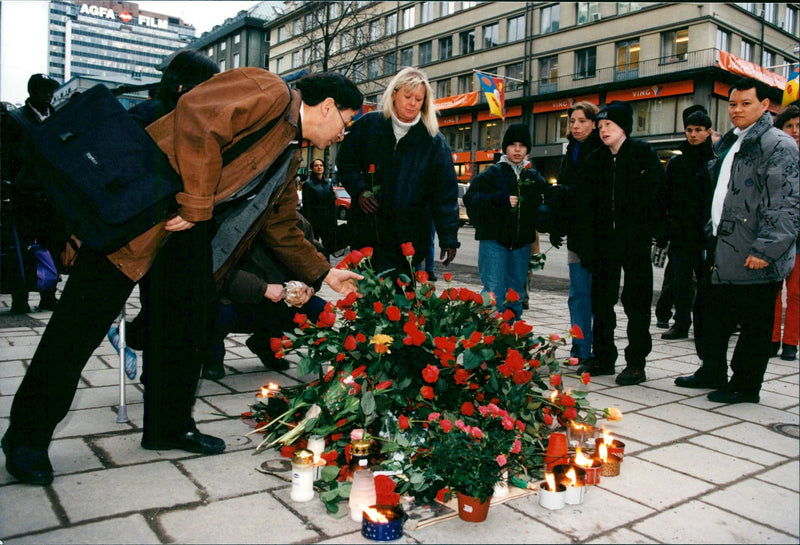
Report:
319,488,341,502
296,356,315,377
321,464,340,482
337,482,353,498
463,350,483,370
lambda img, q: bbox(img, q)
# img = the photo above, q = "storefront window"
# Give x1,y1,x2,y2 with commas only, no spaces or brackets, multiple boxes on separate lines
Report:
630,97,677,137
533,112,569,145
441,125,472,152
712,96,733,135
479,120,503,150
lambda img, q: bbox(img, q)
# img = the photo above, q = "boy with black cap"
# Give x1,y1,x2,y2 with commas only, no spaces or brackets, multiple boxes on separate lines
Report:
0,73,64,313
661,105,715,344
464,123,547,319
574,100,666,385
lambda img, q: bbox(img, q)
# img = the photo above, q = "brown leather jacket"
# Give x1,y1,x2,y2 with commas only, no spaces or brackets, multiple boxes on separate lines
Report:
105,68,330,285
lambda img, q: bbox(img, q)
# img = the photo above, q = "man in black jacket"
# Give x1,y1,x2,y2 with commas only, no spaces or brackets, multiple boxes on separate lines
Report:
575,101,666,385
660,106,715,343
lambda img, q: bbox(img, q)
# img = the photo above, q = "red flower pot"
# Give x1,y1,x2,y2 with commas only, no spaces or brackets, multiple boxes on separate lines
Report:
456,492,492,523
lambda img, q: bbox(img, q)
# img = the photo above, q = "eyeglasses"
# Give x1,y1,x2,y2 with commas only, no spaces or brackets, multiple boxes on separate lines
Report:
336,108,350,139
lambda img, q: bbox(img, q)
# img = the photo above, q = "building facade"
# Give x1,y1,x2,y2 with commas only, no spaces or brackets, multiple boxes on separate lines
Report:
47,0,196,106
265,2,799,181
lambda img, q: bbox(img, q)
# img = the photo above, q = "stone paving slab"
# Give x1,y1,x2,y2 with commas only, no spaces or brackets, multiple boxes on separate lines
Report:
3,514,160,545
637,443,765,484
754,459,800,492
0,482,61,536
702,478,800,538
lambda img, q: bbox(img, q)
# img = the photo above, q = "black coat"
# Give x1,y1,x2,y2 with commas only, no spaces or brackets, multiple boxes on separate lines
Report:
301,174,336,248
336,112,460,267
463,160,547,249
574,137,666,269
663,139,714,248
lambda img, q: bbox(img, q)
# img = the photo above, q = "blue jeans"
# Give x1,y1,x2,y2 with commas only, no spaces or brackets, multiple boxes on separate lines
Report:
478,240,529,320
568,261,593,359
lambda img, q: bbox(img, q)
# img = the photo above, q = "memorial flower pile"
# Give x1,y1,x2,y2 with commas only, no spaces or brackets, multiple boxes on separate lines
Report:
248,245,620,512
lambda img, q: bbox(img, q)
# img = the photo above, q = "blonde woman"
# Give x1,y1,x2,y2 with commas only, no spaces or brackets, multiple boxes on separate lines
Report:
337,67,460,273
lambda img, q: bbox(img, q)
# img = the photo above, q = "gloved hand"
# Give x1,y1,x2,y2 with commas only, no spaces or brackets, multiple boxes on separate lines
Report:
549,234,563,249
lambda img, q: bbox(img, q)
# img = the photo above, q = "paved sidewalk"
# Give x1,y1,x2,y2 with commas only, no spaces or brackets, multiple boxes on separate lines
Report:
1,276,798,544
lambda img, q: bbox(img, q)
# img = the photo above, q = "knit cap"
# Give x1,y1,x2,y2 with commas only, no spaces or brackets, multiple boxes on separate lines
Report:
597,101,633,135
501,123,532,152
682,104,712,128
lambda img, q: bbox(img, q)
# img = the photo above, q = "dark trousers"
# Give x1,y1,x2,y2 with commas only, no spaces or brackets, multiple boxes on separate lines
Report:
655,256,674,323
591,244,653,369
670,244,704,331
140,222,216,442
7,247,135,450
701,281,782,394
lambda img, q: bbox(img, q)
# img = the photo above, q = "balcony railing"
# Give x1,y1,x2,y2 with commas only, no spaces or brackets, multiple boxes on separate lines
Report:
527,48,720,96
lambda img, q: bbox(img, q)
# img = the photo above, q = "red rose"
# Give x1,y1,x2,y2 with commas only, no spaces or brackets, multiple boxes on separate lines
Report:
344,335,357,351
375,380,392,390
421,385,435,399
436,488,452,502
443,272,453,282
349,250,364,266
374,343,389,354
316,311,336,328
293,313,307,325
513,320,533,336
321,451,339,464
570,324,584,339
343,309,357,321
373,302,384,313
512,369,532,385
331,433,343,442
360,246,374,257
439,419,453,433
269,337,282,353
460,402,475,416
415,270,429,283
470,427,484,439
581,372,591,385
550,374,562,387
453,368,470,385
335,353,345,362
560,395,576,407
422,364,440,383
563,407,578,421
401,242,415,257
386,305,401,321
337,292,358,308
280,445,296,458
483,335,495,345
398,415,410,430
506,288,520,302
368,164,376,173
543,413,554,426
356,333,367,343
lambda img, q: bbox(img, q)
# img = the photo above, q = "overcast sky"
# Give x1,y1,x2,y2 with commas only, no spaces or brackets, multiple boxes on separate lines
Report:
0,0,259,104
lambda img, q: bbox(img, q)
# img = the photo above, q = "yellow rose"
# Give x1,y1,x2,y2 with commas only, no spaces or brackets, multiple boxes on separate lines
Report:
605,407,623,421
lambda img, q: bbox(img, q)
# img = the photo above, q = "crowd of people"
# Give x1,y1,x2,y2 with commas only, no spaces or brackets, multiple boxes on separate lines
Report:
1,62,797,488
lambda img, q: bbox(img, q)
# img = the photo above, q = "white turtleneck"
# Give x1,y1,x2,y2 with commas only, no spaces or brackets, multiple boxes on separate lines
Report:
391,113,420,142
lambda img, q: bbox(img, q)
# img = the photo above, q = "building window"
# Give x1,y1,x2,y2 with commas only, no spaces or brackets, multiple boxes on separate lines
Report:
385,12,397,35
661,28,688,62
341,31,352,51
303,46,311,64
368,58,380,79
577,2,599,24
304,13,313,30
219,59,226,71
482,22,499,48
764,3,777,24
401,47,413,67
402,6,415,29
220,41,226,51
539,55,558,91
437,78,451,98
293,18,302,35
384,52,396,74
574,47,596,78
534,111,569,145
617,2,641,14
507,15,524,42
460,30,475,54
421,1,434,23
369,20,380,41
458,73,474,93
353,62,364,83
441,124,471,152
737,3,756,13
207,46,213,56
762,49,775,69
233,52,240,68
419,41,433,65
234,33,241,44
615,38,640,79
541,5,560,33
715,29,730,52
355,25,367,45
505,62,523,91
439,36,453,60
786,6,797,35
276,56,285,73
292,51,300,68
277,26,285,42
440,2,454,17
740,39,754,62
480,120,503,150
328,2,339,19
463,1,477,9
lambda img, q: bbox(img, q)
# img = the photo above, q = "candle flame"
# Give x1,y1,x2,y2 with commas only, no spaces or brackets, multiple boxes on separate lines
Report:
565,467,577,487
549,390,558,402
574,447,593,467
260,383,280,397
603,428,614,445
599,442,608,462
363,506,389,523
544,472,557,492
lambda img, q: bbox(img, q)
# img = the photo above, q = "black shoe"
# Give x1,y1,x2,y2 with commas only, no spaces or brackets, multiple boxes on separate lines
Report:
661,326,689,340
10,301,31,314
1,434,54,485
142,429,226,455
37,294,58,311
656,320,670,329
615,366,646,386
707,390,759,404
427,272,437,282
674,374,726,389
780,344,797,361
577,357,615,376
202,362,225,380
769,341,781,357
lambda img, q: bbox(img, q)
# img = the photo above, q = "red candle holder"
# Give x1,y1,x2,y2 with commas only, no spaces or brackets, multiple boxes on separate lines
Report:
595,437,626,460
571,456,602,485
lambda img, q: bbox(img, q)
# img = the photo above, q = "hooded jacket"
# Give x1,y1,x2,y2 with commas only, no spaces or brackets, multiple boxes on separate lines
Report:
707,111,799,285
336,111,460,265
463,159,546,249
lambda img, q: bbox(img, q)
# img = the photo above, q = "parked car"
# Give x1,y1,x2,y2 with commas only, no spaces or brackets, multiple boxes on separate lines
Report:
457,182,470,227
334,185,351,220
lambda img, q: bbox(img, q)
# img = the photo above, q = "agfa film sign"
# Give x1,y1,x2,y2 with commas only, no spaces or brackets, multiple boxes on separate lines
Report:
79,3,168,29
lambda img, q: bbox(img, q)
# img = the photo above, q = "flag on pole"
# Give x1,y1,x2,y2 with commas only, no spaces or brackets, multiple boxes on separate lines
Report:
783,64,800,107
478,73,505,119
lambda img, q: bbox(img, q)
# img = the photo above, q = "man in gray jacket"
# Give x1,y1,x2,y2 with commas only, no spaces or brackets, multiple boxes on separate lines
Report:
674,78,799,403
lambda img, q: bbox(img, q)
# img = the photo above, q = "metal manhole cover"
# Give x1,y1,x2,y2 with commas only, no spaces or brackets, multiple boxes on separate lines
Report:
770,423,799,438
